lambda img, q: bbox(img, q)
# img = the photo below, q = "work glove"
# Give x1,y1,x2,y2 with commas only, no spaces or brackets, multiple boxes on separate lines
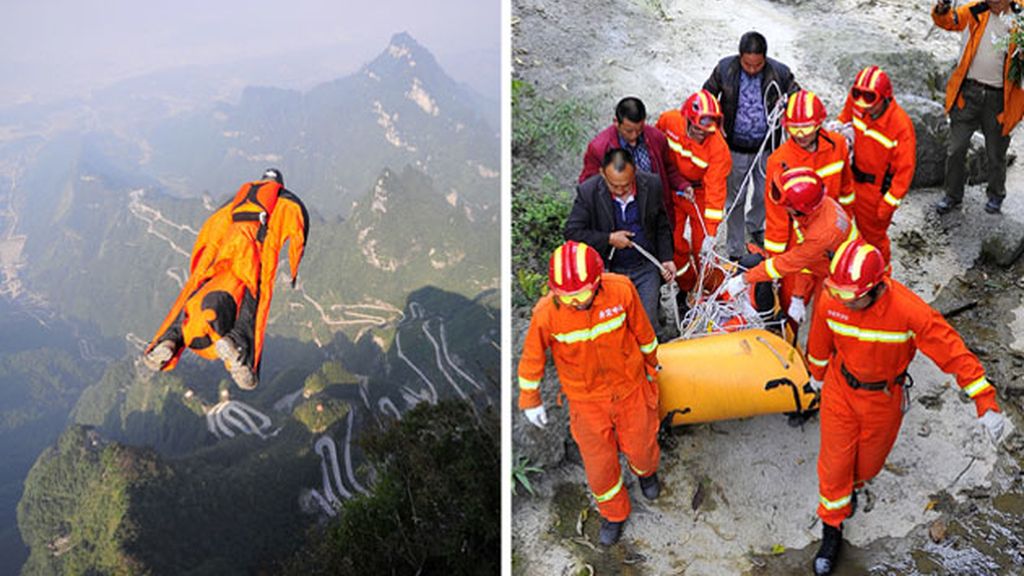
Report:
809,377,823,393
700,237,716,258
524,405,548,429
724,274,748,298
787,297,806,323
979,409,1006,443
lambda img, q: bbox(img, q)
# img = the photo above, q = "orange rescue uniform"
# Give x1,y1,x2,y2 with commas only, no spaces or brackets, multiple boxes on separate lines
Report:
745,196,857,322
764,131,854,257
807,278,1000,528
656,109,732,287
518,273,661,522
838,97,916,264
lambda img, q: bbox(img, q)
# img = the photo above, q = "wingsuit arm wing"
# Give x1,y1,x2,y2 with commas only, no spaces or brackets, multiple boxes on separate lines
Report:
252,190,309,373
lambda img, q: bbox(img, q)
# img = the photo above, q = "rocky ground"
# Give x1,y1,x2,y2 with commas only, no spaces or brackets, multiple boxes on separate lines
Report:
511,0,1024,574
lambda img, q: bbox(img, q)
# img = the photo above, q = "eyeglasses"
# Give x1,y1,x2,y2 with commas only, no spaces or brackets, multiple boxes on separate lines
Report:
786,124,818,138
556,287,594,306
851,88,878,105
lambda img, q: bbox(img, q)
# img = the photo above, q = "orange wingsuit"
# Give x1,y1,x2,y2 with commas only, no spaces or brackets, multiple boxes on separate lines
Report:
763,131,854,312
837,97,916,264
518,273,660,522
145,178,309,382
656,109,732,289
807,278,1000,528
744,195,857,328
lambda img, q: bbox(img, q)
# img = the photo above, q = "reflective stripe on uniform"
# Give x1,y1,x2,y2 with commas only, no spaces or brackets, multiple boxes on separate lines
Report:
826,319,914,343
883,192,902,207
852,117,897,149
765,258,782,279
518,376,540,391
817,161,844,178
839,192,855,206
820,493,852,510
764,239,787,253
792,220,806,244
629,463,649,477
666,139,709,168
963,376,992,398
639,337,658,355
552,313,626,344
704,208,724,221
808,355,830,368
595,476,624,503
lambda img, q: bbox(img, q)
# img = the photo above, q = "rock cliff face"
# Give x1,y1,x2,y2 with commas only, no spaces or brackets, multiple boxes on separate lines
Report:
511,0,1024,574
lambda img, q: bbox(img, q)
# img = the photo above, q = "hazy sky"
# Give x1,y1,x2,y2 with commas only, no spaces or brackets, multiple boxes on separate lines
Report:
0,0,500,105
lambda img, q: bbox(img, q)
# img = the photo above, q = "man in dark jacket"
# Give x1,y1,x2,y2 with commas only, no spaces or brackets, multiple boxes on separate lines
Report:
704,31,799,260
567,148,676,328
580,96,688,225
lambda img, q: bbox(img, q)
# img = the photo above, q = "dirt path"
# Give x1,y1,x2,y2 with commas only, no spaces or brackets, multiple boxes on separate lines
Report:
512,1,1024,574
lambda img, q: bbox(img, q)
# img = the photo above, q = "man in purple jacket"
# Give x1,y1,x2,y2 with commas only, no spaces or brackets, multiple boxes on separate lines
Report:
580,97,687,225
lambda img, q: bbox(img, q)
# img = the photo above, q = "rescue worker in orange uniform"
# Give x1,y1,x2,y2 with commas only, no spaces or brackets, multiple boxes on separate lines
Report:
143,168,309,390
656,90,732,289
805,238,1007,575
724,167,857,330
518,240,662,547
762,90,854,326
836,66,916,264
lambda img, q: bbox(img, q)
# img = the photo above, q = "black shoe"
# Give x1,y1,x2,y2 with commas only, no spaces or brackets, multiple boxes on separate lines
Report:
985,197,1004,214
598,518,624,546
813,523,843,575
639,473,660,500
935,196,962,215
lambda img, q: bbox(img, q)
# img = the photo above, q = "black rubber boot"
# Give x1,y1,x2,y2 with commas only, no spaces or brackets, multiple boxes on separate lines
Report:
639,473,660,500
813,523,843,575
598,518,624,546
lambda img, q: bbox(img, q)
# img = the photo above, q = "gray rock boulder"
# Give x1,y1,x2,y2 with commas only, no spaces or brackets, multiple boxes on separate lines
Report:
512,307,569,470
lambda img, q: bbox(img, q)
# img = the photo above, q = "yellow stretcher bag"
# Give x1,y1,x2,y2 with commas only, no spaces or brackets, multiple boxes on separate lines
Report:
657,329,817,426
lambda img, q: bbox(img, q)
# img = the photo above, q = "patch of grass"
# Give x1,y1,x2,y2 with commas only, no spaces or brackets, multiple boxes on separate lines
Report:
512,79,594,307
512,455,543,496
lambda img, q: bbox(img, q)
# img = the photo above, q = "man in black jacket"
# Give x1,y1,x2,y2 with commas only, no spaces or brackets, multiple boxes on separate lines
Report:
704,31,799,260
565,148,676,329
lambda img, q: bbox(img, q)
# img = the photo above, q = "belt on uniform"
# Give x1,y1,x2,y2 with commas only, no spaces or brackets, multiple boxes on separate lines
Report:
965,78,1002,91
840,362,910,391
851,162,876,184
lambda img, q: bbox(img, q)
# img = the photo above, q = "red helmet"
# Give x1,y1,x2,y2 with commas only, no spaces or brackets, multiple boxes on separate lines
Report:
825,238,886,301
851,65,893,109
549,241,603,295
768,166,826,214
682,89,723,132
784,90,826,137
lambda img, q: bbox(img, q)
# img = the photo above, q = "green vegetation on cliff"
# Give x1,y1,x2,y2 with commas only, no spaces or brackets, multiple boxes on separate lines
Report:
283,401,499,575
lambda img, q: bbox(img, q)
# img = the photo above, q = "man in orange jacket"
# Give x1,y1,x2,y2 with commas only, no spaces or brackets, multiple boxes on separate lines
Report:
656,90,732,289
761,91,854,326
932,0,1024,215
518,240,662,547
836,66,916,264
724,167,857,331
805,238,1007,575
